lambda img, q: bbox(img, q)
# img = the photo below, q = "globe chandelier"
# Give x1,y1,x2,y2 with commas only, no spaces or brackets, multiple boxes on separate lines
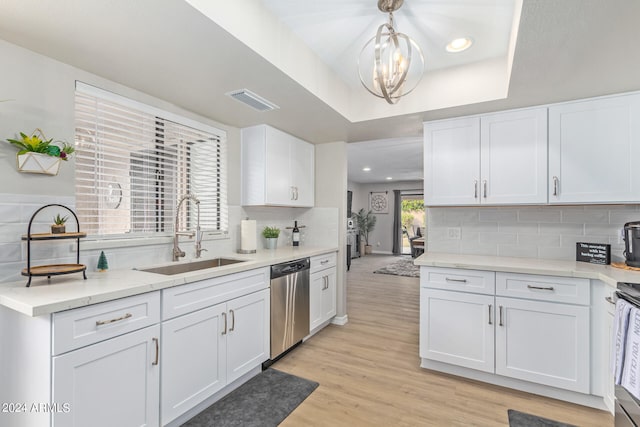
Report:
358,0,425,104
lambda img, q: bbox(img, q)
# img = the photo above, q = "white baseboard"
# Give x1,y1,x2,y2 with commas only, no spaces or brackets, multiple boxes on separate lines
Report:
331,315,348,326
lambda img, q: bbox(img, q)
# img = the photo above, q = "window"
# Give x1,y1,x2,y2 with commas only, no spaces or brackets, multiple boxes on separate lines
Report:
74,82,228,238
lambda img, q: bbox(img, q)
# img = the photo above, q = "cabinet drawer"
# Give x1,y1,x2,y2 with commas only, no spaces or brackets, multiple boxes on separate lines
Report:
311,252,337,274
53,291,160,355
496,272,590,305
162,267,269,320
420,267,495,295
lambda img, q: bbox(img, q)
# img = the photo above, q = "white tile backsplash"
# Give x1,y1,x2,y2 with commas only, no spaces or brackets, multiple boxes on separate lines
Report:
0,194,339,284
428,204,640,262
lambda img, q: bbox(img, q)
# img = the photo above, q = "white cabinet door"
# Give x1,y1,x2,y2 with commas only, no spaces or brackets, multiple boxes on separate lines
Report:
480,108,548,204
309,271,324,331
241,124,315,207
52,325,160,427
321,268,337,321
549,93,640,203
604,290,616,412
226,289,270,384
290,138,315,207
161,304,227,425
265,126,293,205
495,297,589,393
310,268,337,331
424,117,481,206
420,288,494,373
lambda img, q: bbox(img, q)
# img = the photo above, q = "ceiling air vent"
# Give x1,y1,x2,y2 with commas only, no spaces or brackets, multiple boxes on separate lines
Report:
226,89,279,112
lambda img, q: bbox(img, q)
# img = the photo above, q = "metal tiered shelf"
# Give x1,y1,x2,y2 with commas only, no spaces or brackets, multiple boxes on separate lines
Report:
21,204,87,287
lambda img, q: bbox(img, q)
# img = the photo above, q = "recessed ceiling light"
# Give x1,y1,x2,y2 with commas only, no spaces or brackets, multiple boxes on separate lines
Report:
446,37,473,53
363,167,371,172
386,177,393,180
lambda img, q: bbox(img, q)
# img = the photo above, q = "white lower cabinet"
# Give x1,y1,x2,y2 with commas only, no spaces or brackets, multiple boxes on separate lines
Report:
225,290,270,384
604,287,616,411
161,304,227,425
494,297,589,393
52,325,160,427
420,288,494,373
420,267,591,395
310,253,337,332
161,288,269,425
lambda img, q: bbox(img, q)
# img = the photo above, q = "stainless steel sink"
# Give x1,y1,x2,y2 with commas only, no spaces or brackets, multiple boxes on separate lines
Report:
139,258,245,275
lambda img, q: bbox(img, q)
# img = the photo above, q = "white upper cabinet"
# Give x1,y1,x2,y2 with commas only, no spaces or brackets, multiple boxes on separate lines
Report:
241,124,315,207
424,117,480,206
424,108,547,206
548,93,640,204
480,108,548,204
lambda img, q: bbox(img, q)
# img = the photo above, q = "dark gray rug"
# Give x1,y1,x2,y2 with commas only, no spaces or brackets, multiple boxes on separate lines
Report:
182,368,318,427
373,257,420,278
508,409,576,427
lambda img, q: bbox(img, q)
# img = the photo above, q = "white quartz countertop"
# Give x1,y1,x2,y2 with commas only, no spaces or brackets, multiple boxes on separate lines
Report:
0,246,338,317
414,252,640,288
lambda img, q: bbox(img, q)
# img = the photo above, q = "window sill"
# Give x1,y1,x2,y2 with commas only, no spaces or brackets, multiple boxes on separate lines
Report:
80,233,230,251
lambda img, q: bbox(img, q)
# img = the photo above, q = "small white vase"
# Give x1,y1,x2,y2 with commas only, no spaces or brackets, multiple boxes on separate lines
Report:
264,238,278,250
17,153,61,175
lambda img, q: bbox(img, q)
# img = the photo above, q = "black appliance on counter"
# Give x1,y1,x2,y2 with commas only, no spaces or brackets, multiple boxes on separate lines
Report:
615,282,640,426
624,222,640,268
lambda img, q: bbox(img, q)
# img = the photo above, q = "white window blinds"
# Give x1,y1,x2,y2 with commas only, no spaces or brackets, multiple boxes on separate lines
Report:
74,82,228,237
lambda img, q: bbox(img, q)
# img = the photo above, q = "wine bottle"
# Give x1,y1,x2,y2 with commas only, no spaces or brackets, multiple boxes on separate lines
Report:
292,221,300,247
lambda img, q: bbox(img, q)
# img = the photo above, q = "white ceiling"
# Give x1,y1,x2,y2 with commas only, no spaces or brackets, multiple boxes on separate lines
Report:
348,137,423,184
0,1,639,184
259,0,517,89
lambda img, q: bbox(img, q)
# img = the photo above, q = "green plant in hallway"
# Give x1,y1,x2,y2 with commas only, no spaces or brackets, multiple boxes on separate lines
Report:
355,208,376,255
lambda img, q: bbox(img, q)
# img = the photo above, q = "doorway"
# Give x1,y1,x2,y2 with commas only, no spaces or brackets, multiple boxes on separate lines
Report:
400,192,425,255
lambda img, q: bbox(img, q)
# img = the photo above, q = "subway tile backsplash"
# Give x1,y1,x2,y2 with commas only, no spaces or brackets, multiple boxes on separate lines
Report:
0,194,339,284
427,205,640,262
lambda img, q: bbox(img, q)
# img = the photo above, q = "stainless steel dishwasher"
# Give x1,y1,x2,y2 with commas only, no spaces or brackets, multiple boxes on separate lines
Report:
269,258,310,362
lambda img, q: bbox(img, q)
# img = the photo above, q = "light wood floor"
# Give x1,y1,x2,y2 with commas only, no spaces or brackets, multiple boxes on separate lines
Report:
274,254,613,427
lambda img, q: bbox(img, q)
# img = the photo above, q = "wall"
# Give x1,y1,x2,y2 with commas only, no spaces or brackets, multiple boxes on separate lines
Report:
348,180,423,254
0,39,341,284
427,205,640,262
316,142,348,321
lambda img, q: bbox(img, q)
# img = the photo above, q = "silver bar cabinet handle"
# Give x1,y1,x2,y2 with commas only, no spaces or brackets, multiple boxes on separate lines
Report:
553,176,558,196
499,306,504,326
605,296,616,305
96,312,132,326
527,285,555,291
483,180,487,198
229,309,235,332
152,337,159,366
445,277,468,283
488,304,493,325
222,312,227,335
474,180,478,199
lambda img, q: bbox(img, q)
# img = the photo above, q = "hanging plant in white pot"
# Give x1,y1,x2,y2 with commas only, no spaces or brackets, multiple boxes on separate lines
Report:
6,129,75,176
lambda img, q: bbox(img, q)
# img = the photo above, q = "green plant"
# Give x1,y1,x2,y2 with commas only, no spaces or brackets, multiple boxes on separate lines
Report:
262,226,280,238
354,208,376,246
53,214,68,225
7,129,75,160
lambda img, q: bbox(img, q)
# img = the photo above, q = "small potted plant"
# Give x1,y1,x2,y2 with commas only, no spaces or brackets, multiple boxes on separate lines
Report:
6,129,75,175
52,214,68,234
262,226,280,250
